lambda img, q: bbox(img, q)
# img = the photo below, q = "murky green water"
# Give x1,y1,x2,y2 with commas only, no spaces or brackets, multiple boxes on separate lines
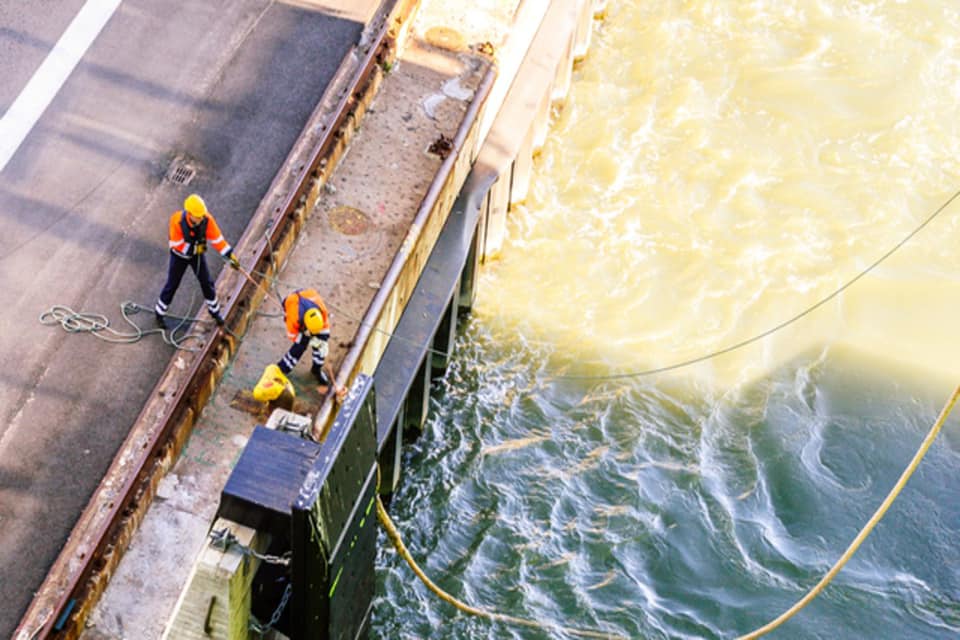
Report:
373,2,960,638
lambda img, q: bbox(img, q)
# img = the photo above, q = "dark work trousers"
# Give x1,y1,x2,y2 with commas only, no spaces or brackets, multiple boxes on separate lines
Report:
155,252,222,317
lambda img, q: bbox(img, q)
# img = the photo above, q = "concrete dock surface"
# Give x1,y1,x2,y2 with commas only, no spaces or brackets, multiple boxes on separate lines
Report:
82,1,522,637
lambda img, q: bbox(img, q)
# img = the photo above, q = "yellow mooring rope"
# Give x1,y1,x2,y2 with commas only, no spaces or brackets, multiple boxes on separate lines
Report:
375,496,627,640
738,382,960,639
377,384,959,639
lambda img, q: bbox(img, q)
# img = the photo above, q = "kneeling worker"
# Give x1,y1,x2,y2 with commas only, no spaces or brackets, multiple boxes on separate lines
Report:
278,287,347,400
155,193,239,328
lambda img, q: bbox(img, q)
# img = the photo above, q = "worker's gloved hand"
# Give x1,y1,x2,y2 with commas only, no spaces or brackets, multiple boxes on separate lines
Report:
309,338,329,360
228,252,240,270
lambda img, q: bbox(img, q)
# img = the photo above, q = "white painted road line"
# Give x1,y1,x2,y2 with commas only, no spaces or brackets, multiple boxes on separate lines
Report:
0,0,123,173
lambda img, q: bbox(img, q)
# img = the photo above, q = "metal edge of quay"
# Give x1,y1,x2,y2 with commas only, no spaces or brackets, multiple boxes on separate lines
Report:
13,1,421,638
312,66,498,441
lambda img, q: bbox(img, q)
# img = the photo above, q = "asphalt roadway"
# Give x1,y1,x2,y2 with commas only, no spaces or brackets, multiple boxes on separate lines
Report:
0,0,379,635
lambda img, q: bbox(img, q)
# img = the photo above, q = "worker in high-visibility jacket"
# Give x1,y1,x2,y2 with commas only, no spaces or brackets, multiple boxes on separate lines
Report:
278,288,346,399
155,193,239,328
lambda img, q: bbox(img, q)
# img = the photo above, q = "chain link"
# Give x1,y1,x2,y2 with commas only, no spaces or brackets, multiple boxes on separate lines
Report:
274,414,311,439
249,582,292,637
209,528,291,566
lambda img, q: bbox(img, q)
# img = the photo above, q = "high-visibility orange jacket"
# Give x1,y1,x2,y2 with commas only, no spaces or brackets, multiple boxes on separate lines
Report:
283,288,329,341
168,210,232,258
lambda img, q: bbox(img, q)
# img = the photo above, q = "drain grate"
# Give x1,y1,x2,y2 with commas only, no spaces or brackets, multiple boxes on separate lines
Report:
166,158,196,185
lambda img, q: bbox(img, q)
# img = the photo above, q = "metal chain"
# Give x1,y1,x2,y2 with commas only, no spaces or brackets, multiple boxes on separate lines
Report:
209,528,291,566
249,582,293,637
273,413,312,439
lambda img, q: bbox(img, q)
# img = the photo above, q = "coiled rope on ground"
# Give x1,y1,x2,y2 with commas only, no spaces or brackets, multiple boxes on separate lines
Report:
39,300,211,351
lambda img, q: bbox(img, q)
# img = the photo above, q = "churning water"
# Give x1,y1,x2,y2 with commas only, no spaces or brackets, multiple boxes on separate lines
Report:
373,2,960,638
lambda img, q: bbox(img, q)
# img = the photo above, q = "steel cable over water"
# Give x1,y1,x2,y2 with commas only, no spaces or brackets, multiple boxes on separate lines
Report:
548,187,960,381
35,180,956,636
239,185,960,380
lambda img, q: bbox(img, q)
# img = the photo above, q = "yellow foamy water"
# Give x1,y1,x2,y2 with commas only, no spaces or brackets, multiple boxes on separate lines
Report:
479,0,960,386
376,5,960,638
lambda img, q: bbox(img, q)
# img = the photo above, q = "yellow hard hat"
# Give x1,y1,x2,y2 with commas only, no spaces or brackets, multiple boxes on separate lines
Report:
183,194,207,220
303,308,324,335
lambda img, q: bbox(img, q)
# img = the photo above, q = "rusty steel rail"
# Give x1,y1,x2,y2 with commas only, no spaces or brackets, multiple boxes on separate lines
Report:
14,1,418,637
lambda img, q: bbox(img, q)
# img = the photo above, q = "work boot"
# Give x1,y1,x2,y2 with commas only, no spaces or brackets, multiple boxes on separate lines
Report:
209,310,225,327
155,311,168,330
312,365,330,387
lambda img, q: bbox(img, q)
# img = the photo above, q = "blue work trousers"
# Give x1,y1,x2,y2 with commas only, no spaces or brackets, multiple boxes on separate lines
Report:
158,253,217,309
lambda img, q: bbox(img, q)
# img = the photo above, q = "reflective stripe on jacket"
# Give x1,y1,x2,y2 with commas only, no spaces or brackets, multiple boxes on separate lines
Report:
168,210,231,258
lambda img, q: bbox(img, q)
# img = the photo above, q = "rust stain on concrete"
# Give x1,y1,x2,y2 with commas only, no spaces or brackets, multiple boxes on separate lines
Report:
328,205,373,235
424,26,466,52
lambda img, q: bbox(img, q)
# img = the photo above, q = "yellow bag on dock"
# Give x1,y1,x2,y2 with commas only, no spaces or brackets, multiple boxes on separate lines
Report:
252,364,295,404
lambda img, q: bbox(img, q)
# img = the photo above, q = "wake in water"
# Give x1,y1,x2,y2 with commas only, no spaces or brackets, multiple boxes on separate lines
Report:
375,325,960,638
374,0,960,637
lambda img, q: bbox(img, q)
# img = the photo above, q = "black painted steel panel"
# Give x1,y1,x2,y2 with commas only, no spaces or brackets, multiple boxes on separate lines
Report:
373,167,495,450
291,374,377,640
219,426,322,534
